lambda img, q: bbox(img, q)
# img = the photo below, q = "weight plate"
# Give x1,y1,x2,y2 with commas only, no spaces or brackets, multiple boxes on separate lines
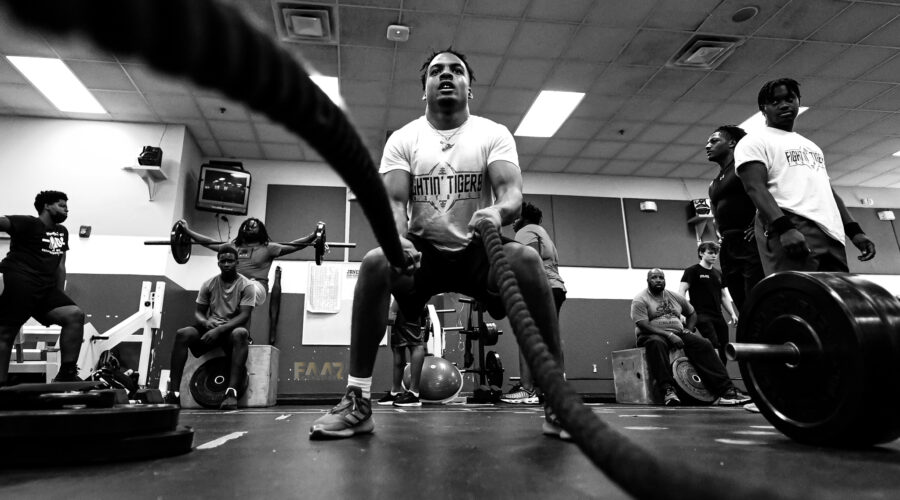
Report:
485,350,504,388
189,356,248,409
738,271,900,446
2,426,194,466
171,222,192,264
671,356,715,403
0,404,180,439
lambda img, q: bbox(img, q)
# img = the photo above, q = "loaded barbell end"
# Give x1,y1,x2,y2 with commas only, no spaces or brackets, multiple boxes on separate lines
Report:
726,341,801,366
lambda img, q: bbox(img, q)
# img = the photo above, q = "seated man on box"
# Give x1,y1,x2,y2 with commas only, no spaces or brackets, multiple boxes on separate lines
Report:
630,268,750,407
165,244,254,410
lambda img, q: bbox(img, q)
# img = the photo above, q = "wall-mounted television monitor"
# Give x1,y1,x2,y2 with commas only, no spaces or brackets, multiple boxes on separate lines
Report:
195,162,251,216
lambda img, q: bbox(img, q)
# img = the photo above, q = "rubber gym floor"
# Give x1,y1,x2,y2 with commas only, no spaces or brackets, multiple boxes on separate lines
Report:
2,402,899,499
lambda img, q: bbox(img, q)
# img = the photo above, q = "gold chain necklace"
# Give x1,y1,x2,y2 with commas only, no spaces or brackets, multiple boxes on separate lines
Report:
427,119,468,151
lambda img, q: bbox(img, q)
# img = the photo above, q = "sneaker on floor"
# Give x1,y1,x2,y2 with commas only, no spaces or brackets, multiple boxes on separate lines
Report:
714,387,752,406
51,369,82,383
393,391,421,407
376,391,400,406
743,402,760,413
310,386,374,440
542,406,572,441
501,385,539,404
219,388,238,410
163,392,181,407
663,386,681,407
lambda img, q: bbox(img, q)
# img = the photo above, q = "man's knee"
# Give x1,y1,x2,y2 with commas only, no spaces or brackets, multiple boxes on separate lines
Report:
360,247,391,275
54,306,85,327
176,326,200,344
506,244,542,277
230,327,250,344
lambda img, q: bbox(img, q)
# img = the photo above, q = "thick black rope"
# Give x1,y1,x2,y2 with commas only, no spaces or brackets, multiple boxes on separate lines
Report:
475,220,792,500
6,1,796,498
4,0,406,271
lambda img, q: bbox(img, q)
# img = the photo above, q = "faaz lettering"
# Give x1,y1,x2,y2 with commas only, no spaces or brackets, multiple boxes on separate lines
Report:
293,361,345,381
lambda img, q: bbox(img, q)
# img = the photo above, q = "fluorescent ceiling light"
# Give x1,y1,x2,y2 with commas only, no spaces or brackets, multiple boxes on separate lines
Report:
309,75,344,108
515,91,585,138
892,150,900,157
6,56,105,114
738,107,809,133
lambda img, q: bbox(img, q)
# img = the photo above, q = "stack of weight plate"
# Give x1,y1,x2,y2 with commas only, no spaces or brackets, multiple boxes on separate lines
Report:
0,381,193,466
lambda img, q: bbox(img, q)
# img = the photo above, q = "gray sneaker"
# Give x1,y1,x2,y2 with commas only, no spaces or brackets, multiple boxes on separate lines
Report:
310,386,374,439
713,387,751,406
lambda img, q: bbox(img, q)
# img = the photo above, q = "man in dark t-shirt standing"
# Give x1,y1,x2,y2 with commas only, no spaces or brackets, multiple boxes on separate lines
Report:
706,125,764,310
679,241,737,365
0,190,85,385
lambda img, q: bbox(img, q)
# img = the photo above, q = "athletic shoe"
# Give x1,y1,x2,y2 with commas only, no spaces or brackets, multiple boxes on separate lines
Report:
163,392,181,407
376,391,400,406
220,388,238,410
713,387,752,406
542,406,572,441
51,368,82,382
309,386,374,440
663,386,681,407
393,391,421,407
501,385,539,404
743,402,760,413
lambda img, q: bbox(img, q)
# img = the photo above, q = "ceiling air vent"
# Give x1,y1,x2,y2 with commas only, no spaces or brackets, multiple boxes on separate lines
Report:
667,35,743,70
272,1,338,44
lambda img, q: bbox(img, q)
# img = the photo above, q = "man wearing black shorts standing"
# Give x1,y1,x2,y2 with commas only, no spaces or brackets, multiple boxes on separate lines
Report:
164,244,255,410
0,190,85,385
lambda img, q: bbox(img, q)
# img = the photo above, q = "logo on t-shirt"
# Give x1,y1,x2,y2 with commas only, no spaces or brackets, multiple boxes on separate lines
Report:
411,162,483,213
784,147,825,171
655,299,678,319
43,231,66,256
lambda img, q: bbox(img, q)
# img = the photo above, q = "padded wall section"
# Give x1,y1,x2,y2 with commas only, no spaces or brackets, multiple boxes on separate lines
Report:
348,199,379,262
559,299,635,379
554,196,628,268
625,198,716,269
264,185,346,262
500,194,555,239
848,207,900,274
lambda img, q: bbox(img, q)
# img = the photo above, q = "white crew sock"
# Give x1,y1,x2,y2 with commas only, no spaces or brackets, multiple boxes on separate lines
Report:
348,376,372,399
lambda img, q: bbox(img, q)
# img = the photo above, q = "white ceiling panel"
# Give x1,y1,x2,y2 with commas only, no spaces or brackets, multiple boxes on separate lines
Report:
219,141,262,159
809,2,900,44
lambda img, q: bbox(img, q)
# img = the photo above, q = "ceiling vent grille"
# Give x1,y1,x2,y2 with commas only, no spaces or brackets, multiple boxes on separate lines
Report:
667,35,743,70
272,1,338,44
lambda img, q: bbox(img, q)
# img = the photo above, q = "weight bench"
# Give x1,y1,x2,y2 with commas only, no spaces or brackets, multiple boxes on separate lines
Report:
179,344,279,408
611,347,714,404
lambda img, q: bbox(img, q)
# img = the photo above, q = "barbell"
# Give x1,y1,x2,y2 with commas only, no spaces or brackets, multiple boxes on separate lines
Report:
144,221,355,265
726,271,900,447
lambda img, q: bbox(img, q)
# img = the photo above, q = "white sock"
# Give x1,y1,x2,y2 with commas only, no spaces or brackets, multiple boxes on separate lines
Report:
410,390,419,397
348,376,372,399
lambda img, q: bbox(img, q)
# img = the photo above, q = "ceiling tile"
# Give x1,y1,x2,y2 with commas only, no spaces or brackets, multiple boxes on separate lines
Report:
542,139,587,157
481,88,538,115
526,0,594,22
859,87,900,112
697,0,791,36
530,156,571,172
571,94,624,121
585,1,656,28
388,81,422,108
634,161,679,177
637,123,689,143
859,172,900,188
754,0,848,39
680,71,754,103
543,61,606,92
654,144,704,163
289,44,338,76
400,12,459,52
455,18,519,55
644,0,721,31
183,120,213,141
860,54,900,83
0,19,55,57
617,30,695,66
716,38,798,73
817,82,895,108
675,125,720,146
582,140,627,158
615,142,664,161
464,0,530,17
405,0,466,14
798,108,849,129
554,117,604,140
340,47,395,81
590,65,657,96
815,46,896,79
565,26,635,63
208,120,256,141
601,159,643,176
639,69,707,98
824,133,883,154
794,77,856,106
857,135,900,157
508,22,578,59
347,105,386,129
254,121,301,144
66,61,135,91
701,103,757,127
565,158,606,174
862,16,900,47
623,96,674,122
804,130,847,148
219,141,262,159
338,6,397,48
0,57,28,85
830,170,882,186
197,139,221,157
145,93,201,120
858,157,900,174
341,80,391,107
0,83,55,113
810,2,900,43
666,163,714,178
657,100,719,125
262,142,305,161
124,65,191,95
47,36,115,61
828,110,890,134
595,120,648,141
385,107,420,129
196,96,251,121
516,137,550,156
494,59,556,89
765,42,848,78
92,91,153,117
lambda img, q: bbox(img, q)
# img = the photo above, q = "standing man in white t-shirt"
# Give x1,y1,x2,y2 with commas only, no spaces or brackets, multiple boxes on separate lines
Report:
735,78,875,275
310,49,565,440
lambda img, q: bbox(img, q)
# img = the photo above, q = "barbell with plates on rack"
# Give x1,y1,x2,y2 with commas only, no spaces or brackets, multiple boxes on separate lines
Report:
144,221,355,265
726,271,900,447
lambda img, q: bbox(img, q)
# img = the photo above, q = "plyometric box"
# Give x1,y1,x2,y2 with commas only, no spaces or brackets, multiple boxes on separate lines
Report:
180,345,279,408
611,347,662,405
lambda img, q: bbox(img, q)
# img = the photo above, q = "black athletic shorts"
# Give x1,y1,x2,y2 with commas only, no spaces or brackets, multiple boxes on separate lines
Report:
0,271,76,328
389,307,429,348
393,233,513,322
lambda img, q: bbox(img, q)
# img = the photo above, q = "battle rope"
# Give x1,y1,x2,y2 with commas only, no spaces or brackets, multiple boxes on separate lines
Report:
4,0,407,271
475,219,788,500
6,1,796,498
